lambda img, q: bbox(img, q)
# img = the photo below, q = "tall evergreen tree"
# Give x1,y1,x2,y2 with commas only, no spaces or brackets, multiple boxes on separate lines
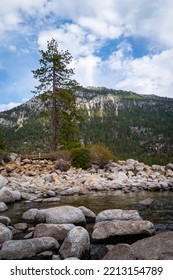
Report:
32,38,81,151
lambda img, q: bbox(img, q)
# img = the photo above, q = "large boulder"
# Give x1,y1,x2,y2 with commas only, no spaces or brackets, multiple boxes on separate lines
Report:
0,202,8,212
0,216,11,226
92,220,155,243
0,237,59,260
33,223,75,241
59,226,90,259
23,206,86,225
96,209,142,223
103,244,137,260
54,159,70,172
12,190,22,201
78,206,96,223
34,206,86,225
0,223,13,243
22,208,39,221
131,232,173,259
0,187,15,203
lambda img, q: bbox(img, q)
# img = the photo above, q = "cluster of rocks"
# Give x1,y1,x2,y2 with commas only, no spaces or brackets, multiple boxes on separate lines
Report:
0,158,173,210
0,205,173,260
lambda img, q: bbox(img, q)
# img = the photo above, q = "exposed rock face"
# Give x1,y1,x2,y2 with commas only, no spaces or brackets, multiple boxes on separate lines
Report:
92,220,155,243
33,224,75,241
0,237,59,260
0,223,13,243
95,209,142,223
131,232,173,259
59,226,90,259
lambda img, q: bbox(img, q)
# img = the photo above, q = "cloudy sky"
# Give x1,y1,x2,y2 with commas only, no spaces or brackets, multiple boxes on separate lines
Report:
0,0,173,111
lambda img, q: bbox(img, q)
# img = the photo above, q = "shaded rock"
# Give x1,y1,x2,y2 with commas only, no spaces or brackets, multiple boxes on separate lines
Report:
92,220,155,243
33,223,75,241
78,206,96,223
165,163,173,170
54,159,70,172
35,209,47,223
65,257,80,260
90,244,108,260
96,209,142,223
46,190,56,197
0,175,5,189
0,202,8,212
44,174,54,183
42,197,60,203
5,153,18,163
0,216,11,226
14,223,28,231
109,172,128,183
131,232,173,259
24,231,33,239
138,198,153,208
0,237,60,260
59,226,90,259
0,187,15,203
166,169,173,177
12,190,22,201
22,208,39,221
103,244,137,260
42,206,86,225
37,250,53,258
0,223,13,243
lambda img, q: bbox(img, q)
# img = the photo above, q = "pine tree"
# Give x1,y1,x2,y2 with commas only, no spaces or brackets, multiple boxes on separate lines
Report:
0,126,5,152
32,38,81,151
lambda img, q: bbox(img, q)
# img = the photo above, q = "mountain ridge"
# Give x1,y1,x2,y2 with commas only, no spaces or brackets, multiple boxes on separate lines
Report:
1,87,173,165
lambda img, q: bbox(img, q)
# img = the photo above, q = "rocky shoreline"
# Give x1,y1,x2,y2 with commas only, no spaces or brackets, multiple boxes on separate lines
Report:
0,156,173,259
0,157,173,207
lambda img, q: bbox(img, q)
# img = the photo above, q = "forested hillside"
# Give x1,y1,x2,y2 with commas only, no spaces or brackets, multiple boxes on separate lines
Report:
1,87,173,165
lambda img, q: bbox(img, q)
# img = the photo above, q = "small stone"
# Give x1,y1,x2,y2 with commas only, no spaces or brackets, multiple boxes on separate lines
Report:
14,223,28,231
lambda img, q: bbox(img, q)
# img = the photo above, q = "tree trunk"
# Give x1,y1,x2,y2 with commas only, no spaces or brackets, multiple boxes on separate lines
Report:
52,60,57,152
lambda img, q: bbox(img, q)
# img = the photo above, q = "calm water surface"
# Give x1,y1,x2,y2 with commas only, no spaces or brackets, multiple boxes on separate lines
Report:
3,191,173,230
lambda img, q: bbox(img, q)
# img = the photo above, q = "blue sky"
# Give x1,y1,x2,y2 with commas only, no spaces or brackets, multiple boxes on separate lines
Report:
1,0,173,111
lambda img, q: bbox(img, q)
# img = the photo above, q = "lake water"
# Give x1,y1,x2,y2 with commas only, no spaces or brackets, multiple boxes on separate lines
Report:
3,191,173,231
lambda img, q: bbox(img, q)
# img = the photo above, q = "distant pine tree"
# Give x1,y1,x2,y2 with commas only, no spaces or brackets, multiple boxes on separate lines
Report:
0,126,5,152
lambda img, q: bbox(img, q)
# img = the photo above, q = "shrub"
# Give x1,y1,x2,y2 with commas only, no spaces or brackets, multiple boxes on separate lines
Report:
71,147,91,169
55,150,71,161
89,143,114,168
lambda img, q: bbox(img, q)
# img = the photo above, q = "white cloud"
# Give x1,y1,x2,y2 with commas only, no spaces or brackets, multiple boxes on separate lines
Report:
110,48,173,97
0,102,21,112
1,0,173,101
78,17,122,39
74,55,101,86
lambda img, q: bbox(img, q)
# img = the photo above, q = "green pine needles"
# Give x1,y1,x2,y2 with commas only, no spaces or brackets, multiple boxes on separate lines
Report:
32,38,82,152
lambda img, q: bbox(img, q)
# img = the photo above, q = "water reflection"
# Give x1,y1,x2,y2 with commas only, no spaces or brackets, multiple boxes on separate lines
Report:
2,191,173,229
